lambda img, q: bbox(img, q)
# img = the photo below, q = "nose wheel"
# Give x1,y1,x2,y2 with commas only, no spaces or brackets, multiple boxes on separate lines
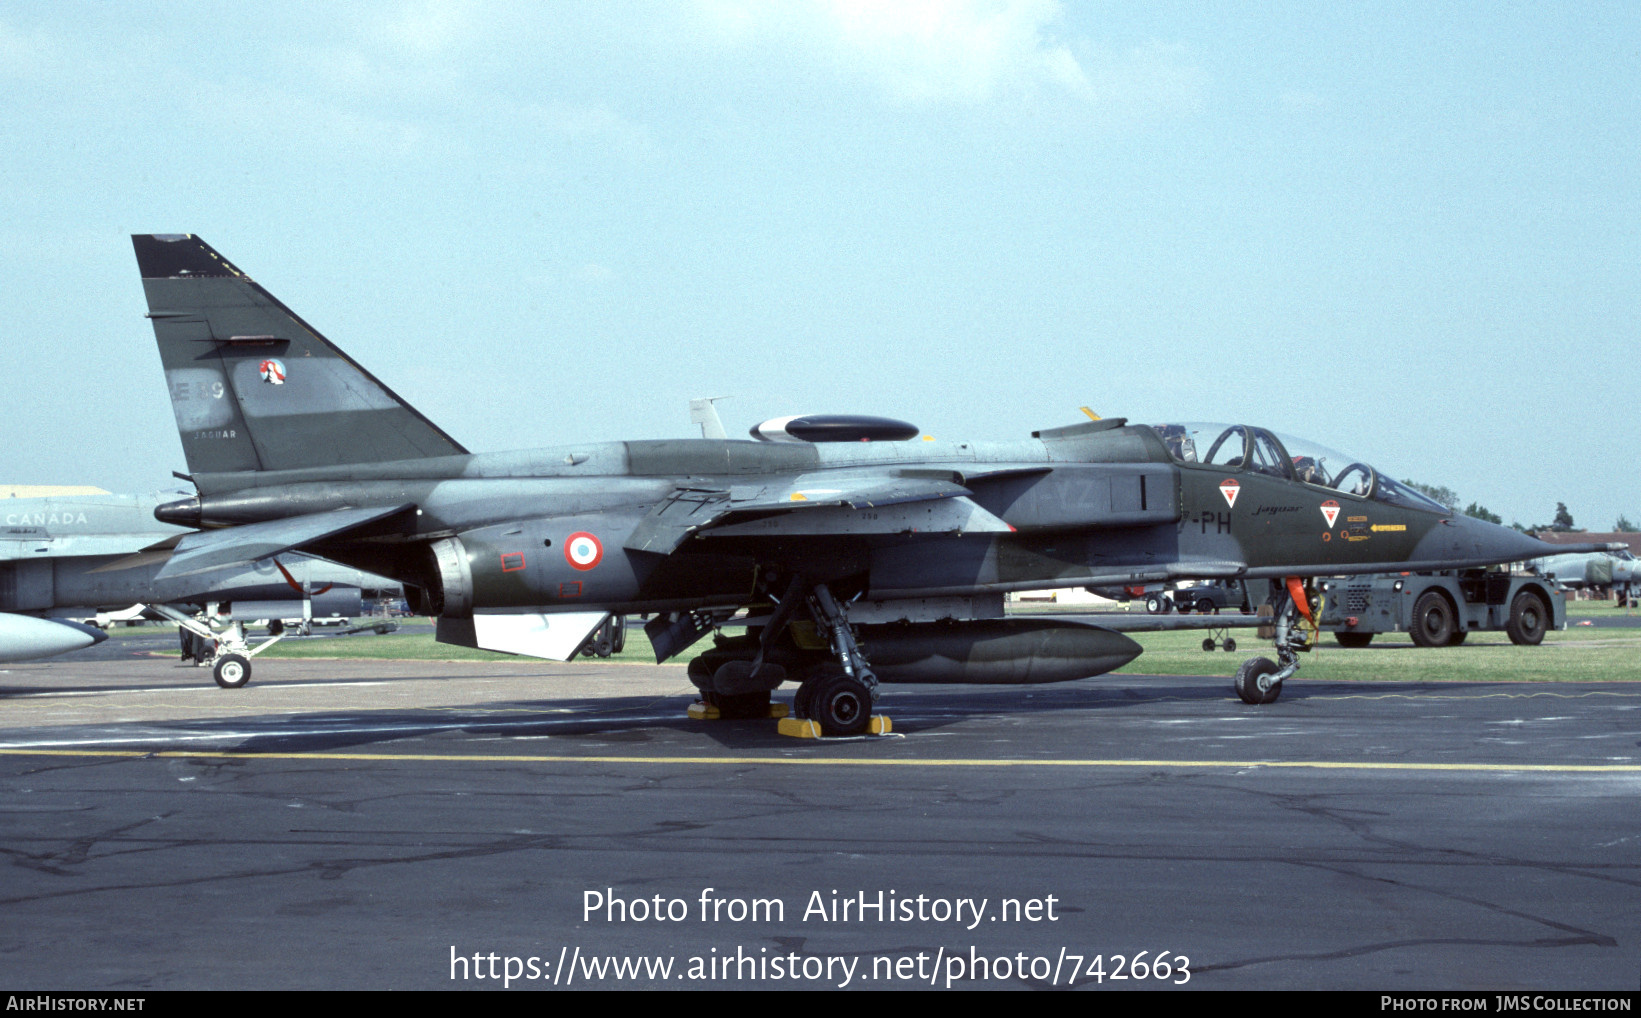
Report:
1231,578,1314,705
1233,657,1281,704
212,653,251,689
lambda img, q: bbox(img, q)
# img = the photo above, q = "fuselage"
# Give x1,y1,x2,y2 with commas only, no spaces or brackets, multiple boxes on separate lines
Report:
162,423,1562,618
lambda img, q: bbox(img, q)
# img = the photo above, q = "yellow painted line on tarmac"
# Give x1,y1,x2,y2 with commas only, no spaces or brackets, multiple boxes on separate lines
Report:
0,747,1637,773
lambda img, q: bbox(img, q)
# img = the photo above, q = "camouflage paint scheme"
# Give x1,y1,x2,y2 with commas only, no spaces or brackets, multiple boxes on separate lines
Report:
130,235,1613,722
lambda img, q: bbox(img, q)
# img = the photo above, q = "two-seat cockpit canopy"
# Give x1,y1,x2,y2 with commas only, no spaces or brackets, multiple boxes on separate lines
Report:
1148,423,1450,514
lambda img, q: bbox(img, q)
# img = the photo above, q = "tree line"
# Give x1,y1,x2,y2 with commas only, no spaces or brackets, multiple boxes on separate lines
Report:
1399,481,1637,535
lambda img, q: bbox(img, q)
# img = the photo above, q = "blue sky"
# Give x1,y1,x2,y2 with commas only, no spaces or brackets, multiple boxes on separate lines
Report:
2,1,1636,530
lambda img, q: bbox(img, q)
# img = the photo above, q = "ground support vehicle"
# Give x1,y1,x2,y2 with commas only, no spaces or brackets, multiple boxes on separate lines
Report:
1318,570,1564,648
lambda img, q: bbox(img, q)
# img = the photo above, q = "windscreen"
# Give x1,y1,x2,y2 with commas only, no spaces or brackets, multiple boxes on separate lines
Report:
1149,423,1451,514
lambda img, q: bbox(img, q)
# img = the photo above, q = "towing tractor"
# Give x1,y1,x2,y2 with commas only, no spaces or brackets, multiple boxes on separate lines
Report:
1318,569,1564,648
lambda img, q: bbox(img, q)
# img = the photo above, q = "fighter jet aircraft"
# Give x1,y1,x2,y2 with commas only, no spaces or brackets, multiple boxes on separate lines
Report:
131,234,1620,731
0,488,396,679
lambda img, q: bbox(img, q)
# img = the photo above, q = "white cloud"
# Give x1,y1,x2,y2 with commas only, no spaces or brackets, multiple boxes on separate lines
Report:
694,0,1093,104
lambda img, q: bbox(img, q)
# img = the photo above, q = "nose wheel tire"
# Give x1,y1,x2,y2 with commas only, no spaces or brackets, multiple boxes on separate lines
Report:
1233,656,1282,705
212,654,251,689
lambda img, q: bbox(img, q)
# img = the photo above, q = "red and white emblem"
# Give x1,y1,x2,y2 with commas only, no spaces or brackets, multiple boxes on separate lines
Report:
258,358,286,385
1219,479,1240,508
1320,500,1340,528
564,532,603,571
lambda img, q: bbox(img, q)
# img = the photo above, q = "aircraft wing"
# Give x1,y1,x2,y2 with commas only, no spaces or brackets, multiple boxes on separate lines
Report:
624,476,1012,555
153,504,414,580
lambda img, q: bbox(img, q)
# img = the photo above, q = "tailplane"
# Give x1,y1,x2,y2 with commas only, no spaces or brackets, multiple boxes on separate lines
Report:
133,234,466,475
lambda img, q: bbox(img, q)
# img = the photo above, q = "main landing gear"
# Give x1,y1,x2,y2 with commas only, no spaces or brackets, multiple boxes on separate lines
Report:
683,578,883,737
1232,578,1317,706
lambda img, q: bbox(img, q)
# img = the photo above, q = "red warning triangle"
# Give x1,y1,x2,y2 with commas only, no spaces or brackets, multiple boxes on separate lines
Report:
1219,479,1240,508
1320,500,1340,528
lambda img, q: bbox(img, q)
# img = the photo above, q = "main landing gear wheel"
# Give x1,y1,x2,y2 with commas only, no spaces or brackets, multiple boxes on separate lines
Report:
1234,656,1282,705
212,654,251,689
792,681,815,720
1506,591,1548,646
808,670,873,737
704,690,772,719
1409,591,1455,648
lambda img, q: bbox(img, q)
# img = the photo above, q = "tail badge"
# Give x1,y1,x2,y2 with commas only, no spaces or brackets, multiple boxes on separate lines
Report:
258,359,286,385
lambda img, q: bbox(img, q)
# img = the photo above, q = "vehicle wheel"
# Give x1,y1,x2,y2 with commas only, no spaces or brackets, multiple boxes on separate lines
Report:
212,654,251,689
1146,596,1163,615
706,690,771,719
1223,638,1236,652
1233,657,1282,705
1334,632,1374,648
610,615,626,654
1197,598,1219,614
1506,591,1548,646
1202,637,1216,652
1410,591,1455,648
808,671,873,736
1447,630,1468,646
268,619,285,637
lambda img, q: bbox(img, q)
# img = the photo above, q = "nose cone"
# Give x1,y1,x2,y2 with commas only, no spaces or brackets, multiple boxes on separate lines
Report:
1409,515,1603,569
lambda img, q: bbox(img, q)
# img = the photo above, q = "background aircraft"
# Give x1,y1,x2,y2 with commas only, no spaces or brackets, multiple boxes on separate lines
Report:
1523,549,1640,603
0,488,397,679
132,235,1618,730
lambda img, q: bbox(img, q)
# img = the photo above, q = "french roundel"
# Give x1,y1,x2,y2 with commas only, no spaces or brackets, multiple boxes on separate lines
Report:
564,532,603,571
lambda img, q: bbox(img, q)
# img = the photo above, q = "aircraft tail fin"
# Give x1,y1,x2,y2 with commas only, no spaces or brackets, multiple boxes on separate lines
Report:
132,234,467,476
